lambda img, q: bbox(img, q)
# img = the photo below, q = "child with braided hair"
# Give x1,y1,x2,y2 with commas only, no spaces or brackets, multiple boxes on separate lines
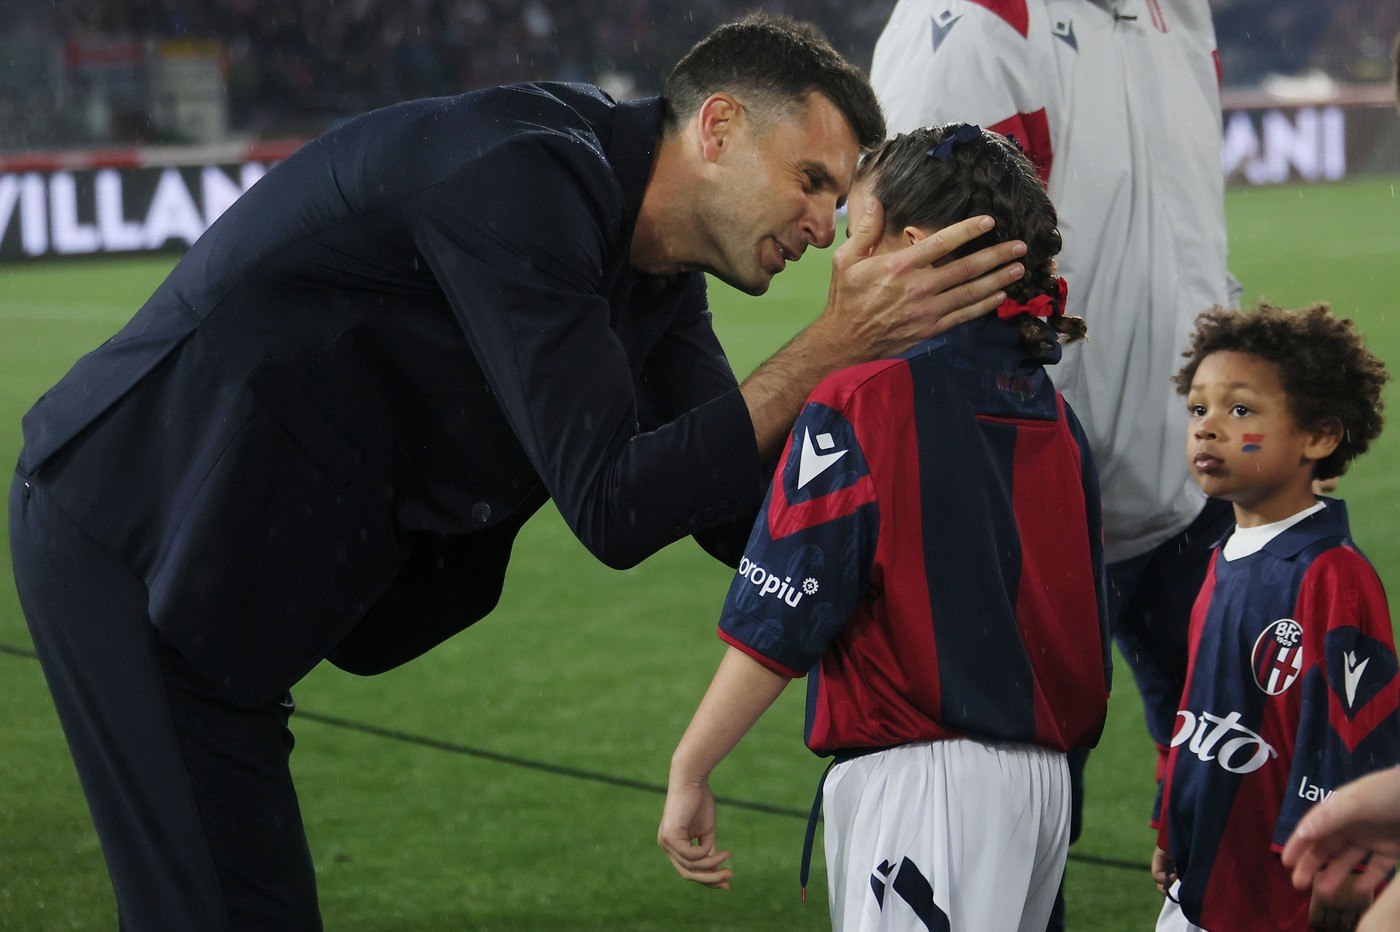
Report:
658,123,1110,932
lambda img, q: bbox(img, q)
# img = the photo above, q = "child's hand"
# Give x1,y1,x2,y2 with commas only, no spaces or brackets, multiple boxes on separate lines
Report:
1310,872,1372,931
1151,846,1177,894
658,778,734,890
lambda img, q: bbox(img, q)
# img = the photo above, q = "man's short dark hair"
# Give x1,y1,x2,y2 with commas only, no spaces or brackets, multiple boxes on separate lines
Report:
662,13,885,150
1173,302,1390,480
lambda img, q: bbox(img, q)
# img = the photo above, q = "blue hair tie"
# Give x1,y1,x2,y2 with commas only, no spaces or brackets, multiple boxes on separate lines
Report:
926,123,982,161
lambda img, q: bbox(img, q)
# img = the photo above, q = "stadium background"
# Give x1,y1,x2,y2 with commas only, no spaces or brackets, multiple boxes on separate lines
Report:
1,2,1398,928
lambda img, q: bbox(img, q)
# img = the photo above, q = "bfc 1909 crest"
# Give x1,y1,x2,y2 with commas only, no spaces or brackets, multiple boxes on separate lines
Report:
1252,618,1304,695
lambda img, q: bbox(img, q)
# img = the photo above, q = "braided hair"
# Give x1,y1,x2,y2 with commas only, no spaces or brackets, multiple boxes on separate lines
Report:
852,123,1085,357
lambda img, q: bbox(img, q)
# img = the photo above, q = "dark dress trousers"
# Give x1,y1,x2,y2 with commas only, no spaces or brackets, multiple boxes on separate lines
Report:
10,83,765,927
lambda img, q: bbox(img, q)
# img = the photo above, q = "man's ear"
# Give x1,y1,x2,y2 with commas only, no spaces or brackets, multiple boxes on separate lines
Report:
697,93,742,163
1303,417,1344,464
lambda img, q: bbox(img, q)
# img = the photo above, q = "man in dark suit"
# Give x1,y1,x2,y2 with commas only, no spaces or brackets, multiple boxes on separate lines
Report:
8,14,1028,929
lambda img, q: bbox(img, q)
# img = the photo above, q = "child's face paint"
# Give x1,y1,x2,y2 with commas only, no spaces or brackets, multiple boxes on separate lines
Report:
1241,433,1264,453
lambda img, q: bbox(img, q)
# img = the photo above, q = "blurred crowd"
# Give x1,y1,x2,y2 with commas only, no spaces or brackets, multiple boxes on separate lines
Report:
1213,0,1399,92
0,0,1396,150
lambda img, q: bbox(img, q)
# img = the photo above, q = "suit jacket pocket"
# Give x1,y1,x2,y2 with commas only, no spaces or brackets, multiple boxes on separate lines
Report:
246,360,363,488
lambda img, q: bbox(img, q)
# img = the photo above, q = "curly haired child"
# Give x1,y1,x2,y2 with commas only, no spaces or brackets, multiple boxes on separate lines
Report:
1153,302,1398,932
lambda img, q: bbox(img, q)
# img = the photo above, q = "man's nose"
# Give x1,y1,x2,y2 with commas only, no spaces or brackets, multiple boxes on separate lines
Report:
804,199,837,249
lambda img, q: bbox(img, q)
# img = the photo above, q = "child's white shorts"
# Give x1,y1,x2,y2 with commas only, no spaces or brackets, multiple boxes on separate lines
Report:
1155,881,1209,932
822,737,1070,932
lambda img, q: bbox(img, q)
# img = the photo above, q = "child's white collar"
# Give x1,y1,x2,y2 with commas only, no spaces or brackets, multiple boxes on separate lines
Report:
1221,501,1327,561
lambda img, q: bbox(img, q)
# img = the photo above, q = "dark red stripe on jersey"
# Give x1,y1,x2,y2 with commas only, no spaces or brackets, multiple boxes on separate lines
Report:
989,110,1053,186
806,362,948,752
967,0,1029,38
1329,675,1400,753
859,361,944,738
1008,412,1102,749
768,474,876,541
1186,559,1218,659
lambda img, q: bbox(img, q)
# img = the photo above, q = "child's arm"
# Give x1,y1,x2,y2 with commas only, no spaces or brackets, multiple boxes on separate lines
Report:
658,646,793,889
1309,871,1372,932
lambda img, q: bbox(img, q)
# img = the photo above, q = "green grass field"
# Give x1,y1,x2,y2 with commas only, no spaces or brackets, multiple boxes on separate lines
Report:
1,174,1398,930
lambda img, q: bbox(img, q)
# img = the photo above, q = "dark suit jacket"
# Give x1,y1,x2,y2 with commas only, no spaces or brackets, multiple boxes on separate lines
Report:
17,83,765,706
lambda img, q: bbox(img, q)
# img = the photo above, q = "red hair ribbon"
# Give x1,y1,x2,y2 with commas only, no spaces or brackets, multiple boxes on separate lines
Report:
996,276,1068,319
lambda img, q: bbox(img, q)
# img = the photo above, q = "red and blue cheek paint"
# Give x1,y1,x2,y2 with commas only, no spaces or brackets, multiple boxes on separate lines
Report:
1242,433,1264,453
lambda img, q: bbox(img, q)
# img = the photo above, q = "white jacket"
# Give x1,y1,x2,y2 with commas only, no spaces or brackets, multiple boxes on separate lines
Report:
873,0,1237,562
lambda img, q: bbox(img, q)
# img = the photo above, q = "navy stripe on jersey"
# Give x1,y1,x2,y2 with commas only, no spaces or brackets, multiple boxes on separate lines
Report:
913,370,1036,741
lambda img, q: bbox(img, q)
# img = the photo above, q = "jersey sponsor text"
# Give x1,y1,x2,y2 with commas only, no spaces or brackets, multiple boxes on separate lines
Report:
736,556,816,608
1297,774,1334,803
1171,709,1278,774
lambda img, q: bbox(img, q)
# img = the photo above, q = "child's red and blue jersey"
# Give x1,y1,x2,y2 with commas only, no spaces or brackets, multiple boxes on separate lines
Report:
1154,500,1400,930
717,315,1111,756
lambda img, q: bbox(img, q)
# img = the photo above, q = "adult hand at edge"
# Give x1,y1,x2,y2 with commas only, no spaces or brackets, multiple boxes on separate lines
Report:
1282,767,1400,894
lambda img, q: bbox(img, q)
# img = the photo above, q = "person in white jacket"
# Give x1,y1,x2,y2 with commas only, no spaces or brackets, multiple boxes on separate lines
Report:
871,1,1239,925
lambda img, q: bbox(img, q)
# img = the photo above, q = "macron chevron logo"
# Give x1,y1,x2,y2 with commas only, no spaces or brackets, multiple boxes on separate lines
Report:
1053,19,1077,50
930,10,962,52
1344,650,1370,709
798,428,847,489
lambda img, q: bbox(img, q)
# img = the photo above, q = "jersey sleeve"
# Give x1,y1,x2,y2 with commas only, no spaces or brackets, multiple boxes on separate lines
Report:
717,397,880,678
1276,547,1400,847
871,0,1054,179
